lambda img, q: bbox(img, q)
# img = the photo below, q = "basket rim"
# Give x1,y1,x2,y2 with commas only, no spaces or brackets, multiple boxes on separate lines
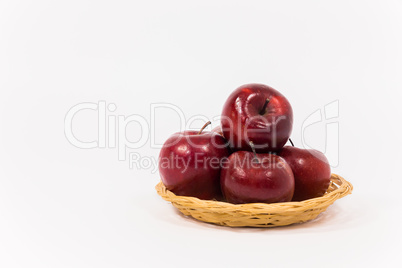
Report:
155,173,353,209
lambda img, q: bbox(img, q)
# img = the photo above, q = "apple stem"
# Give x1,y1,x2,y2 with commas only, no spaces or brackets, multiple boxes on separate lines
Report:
260,98,270,115
249,141,260,163
289,138,294,147
198,121,211,134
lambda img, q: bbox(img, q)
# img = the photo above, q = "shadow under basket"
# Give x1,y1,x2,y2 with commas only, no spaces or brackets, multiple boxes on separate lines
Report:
155,174,353,228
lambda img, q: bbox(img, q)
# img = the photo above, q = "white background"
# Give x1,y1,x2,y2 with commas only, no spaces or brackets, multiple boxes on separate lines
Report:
1,1,402,267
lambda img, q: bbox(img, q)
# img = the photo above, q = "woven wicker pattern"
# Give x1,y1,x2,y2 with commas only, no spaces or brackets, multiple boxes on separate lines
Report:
155,174,353,227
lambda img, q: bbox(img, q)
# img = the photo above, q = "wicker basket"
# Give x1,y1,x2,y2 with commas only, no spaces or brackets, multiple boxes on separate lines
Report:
155,173,353,227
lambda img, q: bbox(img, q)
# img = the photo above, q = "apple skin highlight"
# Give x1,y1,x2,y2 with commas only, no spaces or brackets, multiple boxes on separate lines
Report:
159,130,230,200
221,83,293,153
279,146,331,201
220,151,295,204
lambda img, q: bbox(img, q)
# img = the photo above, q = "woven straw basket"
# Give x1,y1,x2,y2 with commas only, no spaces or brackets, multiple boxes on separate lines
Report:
155,174,353,227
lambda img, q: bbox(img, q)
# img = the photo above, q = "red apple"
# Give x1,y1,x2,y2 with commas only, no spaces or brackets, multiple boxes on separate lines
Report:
158,122,230,200
221,83,293,153
279,146,331,201
221,144,295,204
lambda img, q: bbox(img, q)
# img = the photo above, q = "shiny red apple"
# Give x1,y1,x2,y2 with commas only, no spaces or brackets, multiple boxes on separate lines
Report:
158,122,230,200
220,146,295,204
279,146,331,201
221,83,293,153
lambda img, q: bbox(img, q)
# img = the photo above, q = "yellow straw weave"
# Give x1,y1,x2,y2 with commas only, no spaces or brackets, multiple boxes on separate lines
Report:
155,174,353,227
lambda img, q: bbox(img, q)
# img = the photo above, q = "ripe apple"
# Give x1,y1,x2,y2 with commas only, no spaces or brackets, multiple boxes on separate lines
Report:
279,146,331,201
221,144,295,204
221,83,293,153
158,122,230,200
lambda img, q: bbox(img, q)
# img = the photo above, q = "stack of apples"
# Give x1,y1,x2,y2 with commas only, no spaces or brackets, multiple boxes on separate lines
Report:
159,84,331,204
